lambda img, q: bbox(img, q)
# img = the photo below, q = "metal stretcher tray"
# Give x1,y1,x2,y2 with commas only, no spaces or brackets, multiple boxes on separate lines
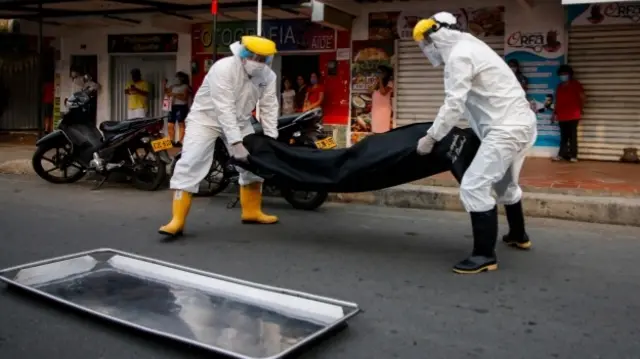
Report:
0,248,361,359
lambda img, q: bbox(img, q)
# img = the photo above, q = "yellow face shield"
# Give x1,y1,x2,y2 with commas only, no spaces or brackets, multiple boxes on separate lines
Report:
241,36,278,58
412,18,438,45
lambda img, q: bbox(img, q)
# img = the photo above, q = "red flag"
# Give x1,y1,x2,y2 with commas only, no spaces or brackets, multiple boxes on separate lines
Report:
211,0,218,15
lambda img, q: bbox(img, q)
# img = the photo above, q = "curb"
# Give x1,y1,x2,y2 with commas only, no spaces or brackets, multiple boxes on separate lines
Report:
0,159,34,175
329,184,640,227
3,158,639,226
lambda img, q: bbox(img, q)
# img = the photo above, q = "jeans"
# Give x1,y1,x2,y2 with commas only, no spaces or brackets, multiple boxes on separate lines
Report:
558,119,579,159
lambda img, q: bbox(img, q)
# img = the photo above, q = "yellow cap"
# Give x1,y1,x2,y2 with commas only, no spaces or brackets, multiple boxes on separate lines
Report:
412,18,437,42
241,36,278,56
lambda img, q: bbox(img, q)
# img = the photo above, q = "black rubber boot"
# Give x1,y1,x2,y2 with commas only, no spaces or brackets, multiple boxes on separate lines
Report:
502,201,532,250
453,206,499,274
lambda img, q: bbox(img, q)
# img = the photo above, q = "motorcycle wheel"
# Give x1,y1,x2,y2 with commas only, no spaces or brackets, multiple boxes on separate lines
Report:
170,152,230,197
32,143,86,184
130,145,167,191
280,188,328,211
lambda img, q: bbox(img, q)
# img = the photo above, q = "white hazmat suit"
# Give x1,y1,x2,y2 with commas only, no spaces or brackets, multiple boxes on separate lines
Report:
159,36,281,238
413,12,536,274
170,41,279,192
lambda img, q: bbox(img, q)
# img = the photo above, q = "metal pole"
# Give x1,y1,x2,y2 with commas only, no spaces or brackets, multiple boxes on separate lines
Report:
211,0,218,62
212,13,217,62
37,1,44,138
255,0,262,120
256,0,263,35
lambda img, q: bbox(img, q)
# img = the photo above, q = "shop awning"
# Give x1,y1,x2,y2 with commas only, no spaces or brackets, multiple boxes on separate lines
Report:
0,0,311,28
562,0,636,4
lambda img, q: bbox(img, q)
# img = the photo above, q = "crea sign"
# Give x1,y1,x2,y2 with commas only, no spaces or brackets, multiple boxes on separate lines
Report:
506,30,562,54
505,2,565,148
192,19,336,55
567,1,640,25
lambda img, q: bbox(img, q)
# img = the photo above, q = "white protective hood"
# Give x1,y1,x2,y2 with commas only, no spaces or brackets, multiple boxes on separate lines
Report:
429,27,466,65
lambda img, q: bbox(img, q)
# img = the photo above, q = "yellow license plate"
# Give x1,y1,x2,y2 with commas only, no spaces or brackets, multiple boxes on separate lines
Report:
315,137,337,149
150,138,173,152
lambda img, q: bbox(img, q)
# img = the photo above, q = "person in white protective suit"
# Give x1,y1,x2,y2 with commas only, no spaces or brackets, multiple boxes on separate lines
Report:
159,36,280,238
412,12,537,274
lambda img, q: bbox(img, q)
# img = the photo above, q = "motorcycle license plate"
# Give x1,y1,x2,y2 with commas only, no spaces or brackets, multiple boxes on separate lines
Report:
315,137,337,149
150,138,173,152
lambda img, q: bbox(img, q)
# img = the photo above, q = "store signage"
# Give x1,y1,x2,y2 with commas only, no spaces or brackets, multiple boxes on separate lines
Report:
505,3,565,148
0,18,18,33
107,33,179,53
336,48,350,61
562,0,636,4
368,7,505,40
349,40,395,144
192,20,336,54
506,30,562,54
568,1,640,25
308,0,353,31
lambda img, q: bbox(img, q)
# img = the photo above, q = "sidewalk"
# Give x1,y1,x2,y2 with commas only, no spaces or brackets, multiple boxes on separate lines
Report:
1,143,639,226
331,158,640,227
413,158,640,197
0,144,35,175
331,184,640,227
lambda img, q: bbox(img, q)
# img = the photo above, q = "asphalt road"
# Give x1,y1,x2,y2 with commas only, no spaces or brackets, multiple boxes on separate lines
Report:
1,174,639,359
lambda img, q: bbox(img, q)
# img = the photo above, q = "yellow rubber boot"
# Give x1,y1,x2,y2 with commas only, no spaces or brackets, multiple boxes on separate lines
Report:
240,183,279,224
158,190,192,237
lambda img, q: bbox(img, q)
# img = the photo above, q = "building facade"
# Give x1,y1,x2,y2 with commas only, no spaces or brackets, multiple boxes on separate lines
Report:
345,0,640,161
9,0,636,162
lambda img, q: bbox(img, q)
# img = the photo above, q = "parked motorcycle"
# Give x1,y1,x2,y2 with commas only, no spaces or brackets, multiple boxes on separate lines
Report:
32,88,173,191
170,107,336,210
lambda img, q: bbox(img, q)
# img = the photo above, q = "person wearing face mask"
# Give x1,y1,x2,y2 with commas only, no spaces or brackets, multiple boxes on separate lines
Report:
508,59,528,92
302,72,324,112
552,64,585,163
159,36,281,238
163,71,192,147
412,12,537,274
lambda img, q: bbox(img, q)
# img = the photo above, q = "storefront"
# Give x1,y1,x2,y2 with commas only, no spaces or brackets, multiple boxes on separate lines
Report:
190,20,351,147
566,2,640,161
349,5,506,144
107,33,180,122
0,34,56,131
504,2,566,157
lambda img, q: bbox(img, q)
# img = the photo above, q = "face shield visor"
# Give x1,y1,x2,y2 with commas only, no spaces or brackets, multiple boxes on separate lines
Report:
238,36,277,79
413,17,458,67
239,47,273,65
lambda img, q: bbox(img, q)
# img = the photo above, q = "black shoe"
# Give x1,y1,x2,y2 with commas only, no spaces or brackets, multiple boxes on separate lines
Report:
453,256,498,274
453,206,499,274
502,201,532,250
174,141,183,148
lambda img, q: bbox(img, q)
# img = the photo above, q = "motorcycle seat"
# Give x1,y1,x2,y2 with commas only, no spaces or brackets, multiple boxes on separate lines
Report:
278,113,301,127
100,121,133,133
99,118,158,133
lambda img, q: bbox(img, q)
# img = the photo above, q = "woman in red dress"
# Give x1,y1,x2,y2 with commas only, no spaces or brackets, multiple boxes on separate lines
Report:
303,72,325,112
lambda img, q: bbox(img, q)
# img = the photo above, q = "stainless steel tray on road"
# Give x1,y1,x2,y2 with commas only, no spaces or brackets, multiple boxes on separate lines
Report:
0,248,361,359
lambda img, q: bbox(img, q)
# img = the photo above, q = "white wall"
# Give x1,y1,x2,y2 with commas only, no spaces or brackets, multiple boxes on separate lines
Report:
58,18,191,125
15,20,61,37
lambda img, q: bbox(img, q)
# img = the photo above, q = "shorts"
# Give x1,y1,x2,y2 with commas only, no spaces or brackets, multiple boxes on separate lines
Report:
127,108,147,120
169,105,189,123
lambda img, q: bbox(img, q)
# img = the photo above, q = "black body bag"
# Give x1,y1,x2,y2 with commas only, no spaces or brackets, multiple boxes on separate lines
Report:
236,122,481,193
